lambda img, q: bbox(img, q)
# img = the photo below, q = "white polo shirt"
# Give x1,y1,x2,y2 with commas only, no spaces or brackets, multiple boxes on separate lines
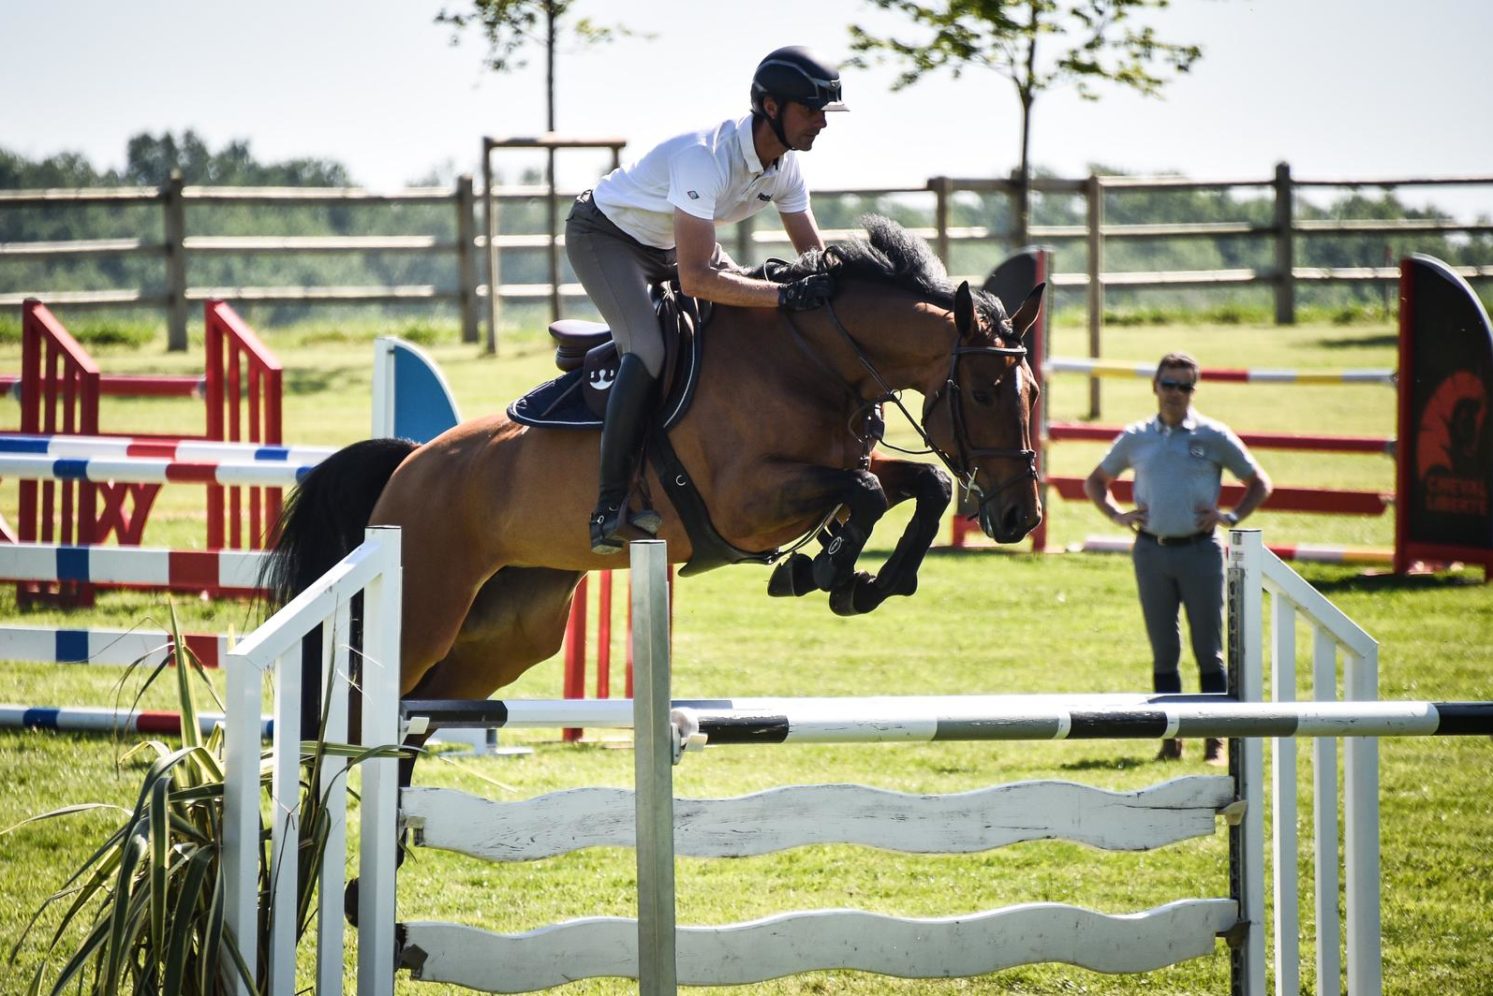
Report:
591,114,811,250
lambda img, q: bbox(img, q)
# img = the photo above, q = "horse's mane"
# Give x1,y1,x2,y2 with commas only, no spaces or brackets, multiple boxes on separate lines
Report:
772,214,1011,334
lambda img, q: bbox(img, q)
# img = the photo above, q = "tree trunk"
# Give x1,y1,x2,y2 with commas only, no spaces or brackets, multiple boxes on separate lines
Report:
1016,95,1032,247
545,1,556,130
1014,1,1039,247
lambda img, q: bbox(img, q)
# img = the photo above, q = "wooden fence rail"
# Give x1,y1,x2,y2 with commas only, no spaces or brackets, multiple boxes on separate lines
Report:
2,158,1489,352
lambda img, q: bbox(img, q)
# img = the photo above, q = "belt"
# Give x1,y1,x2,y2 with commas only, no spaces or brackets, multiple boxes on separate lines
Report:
1137,529,1214,546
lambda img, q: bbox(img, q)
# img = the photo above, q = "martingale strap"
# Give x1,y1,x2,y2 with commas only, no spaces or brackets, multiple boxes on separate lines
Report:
648,428,779,576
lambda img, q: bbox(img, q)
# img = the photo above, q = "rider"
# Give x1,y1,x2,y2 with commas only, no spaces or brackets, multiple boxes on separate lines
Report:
566,46,847,554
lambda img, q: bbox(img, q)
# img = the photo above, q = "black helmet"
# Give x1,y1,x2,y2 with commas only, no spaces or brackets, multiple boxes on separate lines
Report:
751,47,847,113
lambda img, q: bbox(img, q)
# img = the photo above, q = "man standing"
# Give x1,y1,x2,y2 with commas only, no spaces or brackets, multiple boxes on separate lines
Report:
1083,352,1273,762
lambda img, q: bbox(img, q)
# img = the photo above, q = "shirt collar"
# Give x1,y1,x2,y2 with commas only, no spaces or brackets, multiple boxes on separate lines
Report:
736,113,773,176
1152,410,1198,434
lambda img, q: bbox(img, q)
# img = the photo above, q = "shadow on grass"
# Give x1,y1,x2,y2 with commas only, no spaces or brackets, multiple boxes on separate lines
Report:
283,366,360,396
1309,570,1486,594
921,546,1040,561
1059,755,1151,773
1312,333,1398,350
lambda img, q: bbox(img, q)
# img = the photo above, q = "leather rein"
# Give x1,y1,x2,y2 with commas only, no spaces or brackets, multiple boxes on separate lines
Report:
782,298,1037,521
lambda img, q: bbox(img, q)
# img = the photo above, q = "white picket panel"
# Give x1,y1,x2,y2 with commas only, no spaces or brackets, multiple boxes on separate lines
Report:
404,775,1235,862
401,898,1239,990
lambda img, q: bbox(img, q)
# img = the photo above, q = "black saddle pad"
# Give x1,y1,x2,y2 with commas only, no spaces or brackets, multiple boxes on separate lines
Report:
506,326,704,431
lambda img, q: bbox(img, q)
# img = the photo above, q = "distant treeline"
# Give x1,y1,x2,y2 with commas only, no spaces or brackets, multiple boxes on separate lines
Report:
3,131,1490,326
1,131,352,188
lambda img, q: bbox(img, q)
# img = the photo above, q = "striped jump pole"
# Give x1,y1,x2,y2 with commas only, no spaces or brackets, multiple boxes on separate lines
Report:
0,542,265,593
0,453,314,487
1045,357,1396,385
0,703,272,738
1079,533,1398,566
401,694,1493,744
0,432,336,465
671,697,1493,747
0,624,231,668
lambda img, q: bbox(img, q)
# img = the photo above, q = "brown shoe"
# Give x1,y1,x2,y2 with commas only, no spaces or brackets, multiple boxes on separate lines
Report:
1156,738,1182,761
1204,737,1227,766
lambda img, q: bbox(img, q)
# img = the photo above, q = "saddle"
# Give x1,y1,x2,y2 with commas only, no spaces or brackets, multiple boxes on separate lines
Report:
507,282,711,430
508,281,775,576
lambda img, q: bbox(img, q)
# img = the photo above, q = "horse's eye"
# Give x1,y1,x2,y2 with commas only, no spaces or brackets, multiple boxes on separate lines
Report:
972,389,994,405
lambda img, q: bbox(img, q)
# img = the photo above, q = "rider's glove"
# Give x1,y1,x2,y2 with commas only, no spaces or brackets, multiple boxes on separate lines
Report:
777,273,835,311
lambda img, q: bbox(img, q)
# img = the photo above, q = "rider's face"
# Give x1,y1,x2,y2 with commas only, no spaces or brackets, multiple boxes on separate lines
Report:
778,99,828,150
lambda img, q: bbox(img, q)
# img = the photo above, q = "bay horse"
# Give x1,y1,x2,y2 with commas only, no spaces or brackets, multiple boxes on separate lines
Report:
265,216,1043,714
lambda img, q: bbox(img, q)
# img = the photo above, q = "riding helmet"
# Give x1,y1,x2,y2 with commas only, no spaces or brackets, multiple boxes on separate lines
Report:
751,47,848,113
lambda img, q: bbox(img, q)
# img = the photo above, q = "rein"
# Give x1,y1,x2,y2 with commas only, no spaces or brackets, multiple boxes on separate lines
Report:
792,299,1037,520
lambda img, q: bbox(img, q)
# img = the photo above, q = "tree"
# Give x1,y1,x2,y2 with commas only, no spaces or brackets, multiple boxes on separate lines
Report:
123,130,350,187
849,0,1203,242
435,1,630,132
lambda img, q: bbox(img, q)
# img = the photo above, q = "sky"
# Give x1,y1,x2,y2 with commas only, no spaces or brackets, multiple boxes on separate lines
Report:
4,0,1491,216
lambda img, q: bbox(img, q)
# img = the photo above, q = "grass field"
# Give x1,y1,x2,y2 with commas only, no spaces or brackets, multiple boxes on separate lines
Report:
1,311,1490,995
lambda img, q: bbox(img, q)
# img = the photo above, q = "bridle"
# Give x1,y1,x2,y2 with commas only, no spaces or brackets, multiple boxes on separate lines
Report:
922,338,1039,521
783,296,1037,521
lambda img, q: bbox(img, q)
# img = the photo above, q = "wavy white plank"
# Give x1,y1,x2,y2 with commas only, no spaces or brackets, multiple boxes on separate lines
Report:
402,776,1234,861
400,898,1239,990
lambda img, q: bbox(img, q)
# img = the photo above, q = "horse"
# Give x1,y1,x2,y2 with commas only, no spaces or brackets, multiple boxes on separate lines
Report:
265,216,1043,722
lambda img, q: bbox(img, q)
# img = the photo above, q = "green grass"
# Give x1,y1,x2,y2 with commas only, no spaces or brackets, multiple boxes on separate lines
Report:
1,316,1490,994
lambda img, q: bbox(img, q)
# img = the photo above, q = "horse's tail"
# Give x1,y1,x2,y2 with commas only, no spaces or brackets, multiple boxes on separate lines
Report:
261,437,419,607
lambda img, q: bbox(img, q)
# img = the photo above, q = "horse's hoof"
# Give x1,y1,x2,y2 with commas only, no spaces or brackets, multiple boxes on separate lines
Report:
768,553,817,597
829,572,880,616
344,877,361,927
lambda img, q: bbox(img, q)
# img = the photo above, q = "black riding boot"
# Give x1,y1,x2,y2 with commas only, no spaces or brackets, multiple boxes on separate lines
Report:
590,353,659,554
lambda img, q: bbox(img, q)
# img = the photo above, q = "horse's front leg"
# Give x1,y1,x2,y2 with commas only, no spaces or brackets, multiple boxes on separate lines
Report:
765,466,888,608
855,456,953,605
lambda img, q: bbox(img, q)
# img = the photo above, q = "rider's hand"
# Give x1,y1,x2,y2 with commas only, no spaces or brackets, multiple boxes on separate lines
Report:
777,273,834,311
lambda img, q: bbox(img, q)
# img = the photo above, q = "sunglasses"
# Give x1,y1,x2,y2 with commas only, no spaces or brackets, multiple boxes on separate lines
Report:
1158,379,1196,394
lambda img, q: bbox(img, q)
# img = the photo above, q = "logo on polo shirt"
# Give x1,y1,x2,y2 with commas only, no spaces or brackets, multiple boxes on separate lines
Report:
686,190,699,200
757,193,772,201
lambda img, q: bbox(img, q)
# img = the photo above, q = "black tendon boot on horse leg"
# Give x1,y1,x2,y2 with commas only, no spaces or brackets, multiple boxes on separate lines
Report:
590,353,661,554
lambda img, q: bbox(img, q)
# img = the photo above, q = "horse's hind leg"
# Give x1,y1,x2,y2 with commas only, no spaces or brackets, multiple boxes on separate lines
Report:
344,566,585,927
404,565,586,711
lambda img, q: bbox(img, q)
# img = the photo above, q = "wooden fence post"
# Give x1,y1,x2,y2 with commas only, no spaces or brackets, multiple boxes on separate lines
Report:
1274,161,1296,325
1012,168,1030,249
163,171,188,352
456,175,480,344
930,176,951,265
1086,173,1105,419
735,214,755,269
547,146,561,325
482,139,500,355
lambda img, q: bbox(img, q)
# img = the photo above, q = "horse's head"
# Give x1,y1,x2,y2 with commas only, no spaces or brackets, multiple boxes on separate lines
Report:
922,280,1045,543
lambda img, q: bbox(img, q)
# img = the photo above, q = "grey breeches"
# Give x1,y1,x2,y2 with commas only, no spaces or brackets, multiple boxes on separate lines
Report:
1131,534,1228,693
565,193,735,378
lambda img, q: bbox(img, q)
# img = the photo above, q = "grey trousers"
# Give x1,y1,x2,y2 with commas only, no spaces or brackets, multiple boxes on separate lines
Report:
1131,533,1228,694
564,192,735,378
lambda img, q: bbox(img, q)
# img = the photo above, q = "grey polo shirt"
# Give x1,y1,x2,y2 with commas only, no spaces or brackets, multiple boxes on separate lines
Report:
1099,411,1262,538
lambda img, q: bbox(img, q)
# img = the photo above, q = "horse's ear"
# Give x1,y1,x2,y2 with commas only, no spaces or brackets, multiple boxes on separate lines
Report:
1010,282,1045,341
954,281,975,335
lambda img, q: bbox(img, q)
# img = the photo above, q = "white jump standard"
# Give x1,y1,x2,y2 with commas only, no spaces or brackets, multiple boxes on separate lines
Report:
223,530,1493,995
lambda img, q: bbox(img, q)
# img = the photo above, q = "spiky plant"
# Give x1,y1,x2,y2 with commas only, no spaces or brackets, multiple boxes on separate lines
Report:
4,604,398,995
